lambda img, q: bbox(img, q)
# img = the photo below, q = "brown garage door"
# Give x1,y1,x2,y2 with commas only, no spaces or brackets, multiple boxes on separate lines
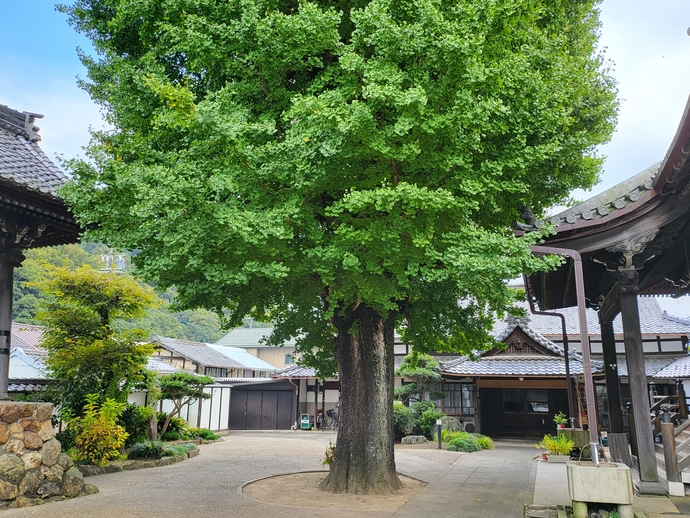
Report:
230,390,294,430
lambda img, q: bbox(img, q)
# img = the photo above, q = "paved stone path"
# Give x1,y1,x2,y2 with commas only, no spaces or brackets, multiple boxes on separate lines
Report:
394,440,537,518
0,432,538,518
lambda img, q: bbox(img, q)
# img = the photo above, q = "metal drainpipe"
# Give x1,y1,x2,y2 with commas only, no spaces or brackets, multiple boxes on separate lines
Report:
529,245,599,465
523,275,576,422
288,377,300,429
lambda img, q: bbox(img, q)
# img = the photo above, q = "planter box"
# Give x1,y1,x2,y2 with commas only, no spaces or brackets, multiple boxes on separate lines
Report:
547,454,570,463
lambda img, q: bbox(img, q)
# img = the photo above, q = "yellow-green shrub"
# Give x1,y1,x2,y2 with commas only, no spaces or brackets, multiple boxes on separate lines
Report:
70,394,129,466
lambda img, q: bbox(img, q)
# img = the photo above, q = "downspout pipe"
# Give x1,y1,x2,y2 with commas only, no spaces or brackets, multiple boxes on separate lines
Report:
288,377,299,430
529,245,599,464
523,275,576,422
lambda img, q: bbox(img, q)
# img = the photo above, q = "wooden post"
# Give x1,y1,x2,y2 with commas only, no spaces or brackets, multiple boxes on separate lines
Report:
661,422,680,483
677,380,688,420
601,317,624,433
619,270,662,493
0,251,23,400
608,433,633,468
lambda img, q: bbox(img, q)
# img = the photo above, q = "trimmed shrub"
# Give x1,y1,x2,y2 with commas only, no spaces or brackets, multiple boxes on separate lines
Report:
156,413,187,435
447,435,481,453
161,430,181,441
393,403,415,442
196,428,220,441
410,400,435,418
441,430,468,443
128,441,165,460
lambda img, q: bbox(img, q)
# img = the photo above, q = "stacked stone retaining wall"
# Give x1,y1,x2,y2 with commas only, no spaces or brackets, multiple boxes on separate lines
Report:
0,402,97,509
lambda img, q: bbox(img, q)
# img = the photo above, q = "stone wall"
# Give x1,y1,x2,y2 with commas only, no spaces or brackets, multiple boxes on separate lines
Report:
0,402,97,509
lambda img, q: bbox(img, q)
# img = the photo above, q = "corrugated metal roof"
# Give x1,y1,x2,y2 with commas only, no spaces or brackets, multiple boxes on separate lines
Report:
11,323,47,358
207,344,277,371
216,327,296,348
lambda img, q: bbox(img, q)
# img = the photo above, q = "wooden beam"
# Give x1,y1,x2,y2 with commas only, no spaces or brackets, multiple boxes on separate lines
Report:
475,379,567,389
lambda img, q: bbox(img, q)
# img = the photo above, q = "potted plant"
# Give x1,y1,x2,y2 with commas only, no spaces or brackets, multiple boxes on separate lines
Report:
553,411,568,429
536,434,574,462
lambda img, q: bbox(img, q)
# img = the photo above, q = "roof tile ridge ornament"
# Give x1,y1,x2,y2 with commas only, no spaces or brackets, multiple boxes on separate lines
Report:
21,112,43,143
512,205,544,232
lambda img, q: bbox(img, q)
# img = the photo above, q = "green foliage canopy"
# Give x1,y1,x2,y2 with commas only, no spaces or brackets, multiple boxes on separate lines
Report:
37,266,157,415
394,352,444,404
60,0,617,366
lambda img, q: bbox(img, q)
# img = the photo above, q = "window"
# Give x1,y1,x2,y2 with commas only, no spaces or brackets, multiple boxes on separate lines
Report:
285,354,294,364
441,383,475,415
204,367,227,378
526,389,548,413
503,389,525,413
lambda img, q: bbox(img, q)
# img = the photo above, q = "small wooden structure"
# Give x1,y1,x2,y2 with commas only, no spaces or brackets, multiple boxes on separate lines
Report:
0,104,80,398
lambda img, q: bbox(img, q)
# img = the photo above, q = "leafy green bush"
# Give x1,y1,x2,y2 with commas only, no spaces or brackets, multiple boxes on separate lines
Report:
393,403,415,442
128,441,165,460
71,394,129,466
447,435,481,453
120,404,154,447
196,428,220,441
410,400,435,418
161,430,181,441
473,434,495,450
418,409,445,440
156,413,188,436
55,428,77,451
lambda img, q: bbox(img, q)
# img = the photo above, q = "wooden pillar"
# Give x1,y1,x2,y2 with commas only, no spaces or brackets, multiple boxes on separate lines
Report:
619,270,663,494
0,251,24,400
661,422,680,483
600,317,624,433
677,380,688,420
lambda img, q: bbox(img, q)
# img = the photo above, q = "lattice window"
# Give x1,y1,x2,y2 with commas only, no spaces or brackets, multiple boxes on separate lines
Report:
506,341,538,354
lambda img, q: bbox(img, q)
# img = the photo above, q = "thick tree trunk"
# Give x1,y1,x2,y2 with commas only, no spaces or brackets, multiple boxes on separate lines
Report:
319,304,402,494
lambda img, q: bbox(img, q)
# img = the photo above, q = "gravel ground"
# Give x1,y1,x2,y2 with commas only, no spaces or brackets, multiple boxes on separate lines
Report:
1,431,375,518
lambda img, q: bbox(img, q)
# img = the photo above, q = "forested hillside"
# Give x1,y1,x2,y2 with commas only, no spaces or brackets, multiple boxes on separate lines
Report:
12,243,225,343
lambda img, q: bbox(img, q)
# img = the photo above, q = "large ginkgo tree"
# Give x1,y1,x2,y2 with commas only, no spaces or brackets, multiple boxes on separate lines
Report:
60,0,617,494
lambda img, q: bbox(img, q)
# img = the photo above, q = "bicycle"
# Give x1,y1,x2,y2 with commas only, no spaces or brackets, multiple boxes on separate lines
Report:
316,411,327,431
326,406,339,430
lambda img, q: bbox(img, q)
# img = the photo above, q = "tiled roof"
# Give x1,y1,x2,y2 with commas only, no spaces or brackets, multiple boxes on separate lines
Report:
152,336,244,370
493,298,690,337
0,105,69,197
8,379,48,393
615,354,685,378
10,323,47,358
547,163,659,229
273,365,318,378
440,356,591,377
146,357,181,373
655,355,690,379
